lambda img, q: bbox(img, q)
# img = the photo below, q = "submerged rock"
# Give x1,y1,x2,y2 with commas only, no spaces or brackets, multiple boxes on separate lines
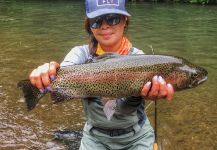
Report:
54,129,83,150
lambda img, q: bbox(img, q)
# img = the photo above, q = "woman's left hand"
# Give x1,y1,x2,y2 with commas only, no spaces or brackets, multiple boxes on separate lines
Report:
141,75,174,101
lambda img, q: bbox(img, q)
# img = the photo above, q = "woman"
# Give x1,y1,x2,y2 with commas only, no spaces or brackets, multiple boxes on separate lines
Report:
29,0,174,149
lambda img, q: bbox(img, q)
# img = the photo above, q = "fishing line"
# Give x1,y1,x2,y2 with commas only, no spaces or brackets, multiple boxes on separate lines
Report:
149,45,158,150
154,100,158,142
145,101,153,111
148,45,154,55
153,100,159,150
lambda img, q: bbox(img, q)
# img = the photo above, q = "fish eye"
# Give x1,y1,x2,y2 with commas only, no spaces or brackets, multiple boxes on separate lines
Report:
192,73,198,78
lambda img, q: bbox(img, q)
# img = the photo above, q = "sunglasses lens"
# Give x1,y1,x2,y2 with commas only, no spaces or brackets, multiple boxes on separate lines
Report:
89,14,122,29
89,17,102,29
106,14,121,26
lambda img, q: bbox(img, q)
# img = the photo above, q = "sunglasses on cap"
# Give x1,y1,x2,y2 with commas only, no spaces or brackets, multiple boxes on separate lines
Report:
89,14,123,29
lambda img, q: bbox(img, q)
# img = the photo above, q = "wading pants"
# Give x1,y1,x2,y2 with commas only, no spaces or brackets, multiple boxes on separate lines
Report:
79,118,154,150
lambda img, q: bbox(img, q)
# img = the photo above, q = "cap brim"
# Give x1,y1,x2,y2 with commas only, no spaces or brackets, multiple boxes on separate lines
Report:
86,9,131,18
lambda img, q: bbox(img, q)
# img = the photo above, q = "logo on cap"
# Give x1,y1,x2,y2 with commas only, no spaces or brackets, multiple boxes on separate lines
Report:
97,0,119,6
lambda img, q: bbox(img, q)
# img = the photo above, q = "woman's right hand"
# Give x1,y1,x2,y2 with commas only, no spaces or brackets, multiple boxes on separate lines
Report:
29,61,60,92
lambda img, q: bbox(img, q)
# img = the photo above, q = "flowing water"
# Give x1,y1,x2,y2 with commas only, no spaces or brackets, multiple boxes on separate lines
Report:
0,1,216,149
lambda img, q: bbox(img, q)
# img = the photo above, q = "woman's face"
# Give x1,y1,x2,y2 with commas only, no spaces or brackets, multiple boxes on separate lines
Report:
90,15,127,48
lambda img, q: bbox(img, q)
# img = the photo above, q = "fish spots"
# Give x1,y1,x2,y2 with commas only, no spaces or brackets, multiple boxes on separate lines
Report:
49,54,207,98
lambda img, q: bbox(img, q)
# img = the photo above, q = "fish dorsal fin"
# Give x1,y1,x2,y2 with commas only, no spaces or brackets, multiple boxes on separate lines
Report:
90,52,122,63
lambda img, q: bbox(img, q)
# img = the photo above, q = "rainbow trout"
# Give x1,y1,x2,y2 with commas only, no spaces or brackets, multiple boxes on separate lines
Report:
17,53,208,120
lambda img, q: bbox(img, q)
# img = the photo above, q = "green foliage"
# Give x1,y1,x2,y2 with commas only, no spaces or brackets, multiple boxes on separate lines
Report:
190,0,209,4
127,0,217,4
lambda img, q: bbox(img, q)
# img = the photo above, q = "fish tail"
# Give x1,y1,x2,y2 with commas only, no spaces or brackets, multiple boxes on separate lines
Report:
17,79,46,111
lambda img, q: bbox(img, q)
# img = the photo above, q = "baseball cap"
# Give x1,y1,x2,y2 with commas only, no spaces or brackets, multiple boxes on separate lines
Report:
85,0,131,18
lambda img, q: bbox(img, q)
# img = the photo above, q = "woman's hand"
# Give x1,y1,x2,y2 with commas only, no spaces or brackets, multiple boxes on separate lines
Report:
29,61,60,92
141,75,174,101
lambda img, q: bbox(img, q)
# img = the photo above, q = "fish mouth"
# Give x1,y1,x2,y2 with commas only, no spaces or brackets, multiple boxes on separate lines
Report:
197,76,208,85
189,76,208,88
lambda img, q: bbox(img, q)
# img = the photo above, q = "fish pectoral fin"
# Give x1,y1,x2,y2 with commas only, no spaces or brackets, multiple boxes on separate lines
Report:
103,100,117,121
101,97,113,105
51,91,73,103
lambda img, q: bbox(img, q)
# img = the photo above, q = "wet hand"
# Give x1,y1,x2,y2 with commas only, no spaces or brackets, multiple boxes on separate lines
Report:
141,75,174,101
29,61,59,92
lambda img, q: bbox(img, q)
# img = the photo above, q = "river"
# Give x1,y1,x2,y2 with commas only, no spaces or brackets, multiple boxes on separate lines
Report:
0,1,216,149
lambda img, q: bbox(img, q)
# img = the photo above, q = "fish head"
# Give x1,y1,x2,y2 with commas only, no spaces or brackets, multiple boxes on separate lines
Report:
170,63,208,90
182,65,208,88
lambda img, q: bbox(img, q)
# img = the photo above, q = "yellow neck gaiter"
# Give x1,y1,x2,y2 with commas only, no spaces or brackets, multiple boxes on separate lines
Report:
96,37,132,56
